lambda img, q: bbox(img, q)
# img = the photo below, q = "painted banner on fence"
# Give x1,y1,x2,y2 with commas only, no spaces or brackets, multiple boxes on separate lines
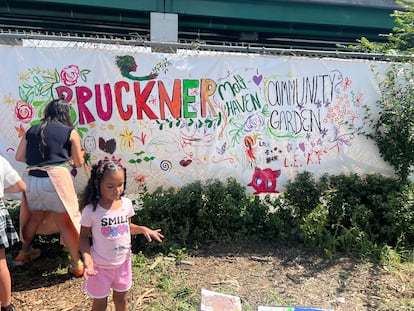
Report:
0,45,394,195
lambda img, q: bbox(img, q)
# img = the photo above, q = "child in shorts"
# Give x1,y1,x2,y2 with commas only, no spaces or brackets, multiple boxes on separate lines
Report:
0,155,26,311
79,157,163,310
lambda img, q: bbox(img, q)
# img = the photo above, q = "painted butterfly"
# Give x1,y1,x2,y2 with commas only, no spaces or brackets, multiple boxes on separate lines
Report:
99,137,116,154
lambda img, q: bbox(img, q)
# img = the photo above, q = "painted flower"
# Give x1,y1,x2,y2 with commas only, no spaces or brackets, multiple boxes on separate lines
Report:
14,100,33,123
118,126,139,152
60,65,80,86
244,113,265,132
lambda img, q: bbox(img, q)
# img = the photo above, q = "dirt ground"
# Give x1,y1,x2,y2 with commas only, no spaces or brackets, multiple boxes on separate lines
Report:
7,241,414,311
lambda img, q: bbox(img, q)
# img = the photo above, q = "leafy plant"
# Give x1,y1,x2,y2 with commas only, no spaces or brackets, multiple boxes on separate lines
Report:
283,171,325,220
348,0,414,183
281,171,414,260
364,63,414,183
133,178,280,253
349,0,414,55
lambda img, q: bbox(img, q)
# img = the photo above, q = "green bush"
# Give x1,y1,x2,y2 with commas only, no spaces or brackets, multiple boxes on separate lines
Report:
6,171,413,263
283,171,325,220
132,177,275,253
132,172,414,262
283,171,414,260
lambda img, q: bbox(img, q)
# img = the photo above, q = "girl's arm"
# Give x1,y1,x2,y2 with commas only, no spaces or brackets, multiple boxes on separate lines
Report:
4,179,26,193
79,226,91,255
130,222,164,243
79,226,97,278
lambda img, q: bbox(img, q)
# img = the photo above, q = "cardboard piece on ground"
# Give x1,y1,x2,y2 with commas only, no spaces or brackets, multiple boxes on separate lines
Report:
200,289,242,311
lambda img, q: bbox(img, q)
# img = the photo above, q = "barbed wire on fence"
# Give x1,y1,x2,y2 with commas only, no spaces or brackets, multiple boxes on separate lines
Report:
0,29,412,61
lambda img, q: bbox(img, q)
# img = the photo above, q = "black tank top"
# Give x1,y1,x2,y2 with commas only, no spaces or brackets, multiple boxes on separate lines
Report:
25,121,73,166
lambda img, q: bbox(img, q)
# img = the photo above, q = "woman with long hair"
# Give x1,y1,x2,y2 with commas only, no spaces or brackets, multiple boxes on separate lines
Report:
15,97,85,277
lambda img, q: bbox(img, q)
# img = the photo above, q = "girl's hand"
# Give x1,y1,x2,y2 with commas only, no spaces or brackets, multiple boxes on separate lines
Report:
130,224,164,242
83,257,97,280
143,228,164,243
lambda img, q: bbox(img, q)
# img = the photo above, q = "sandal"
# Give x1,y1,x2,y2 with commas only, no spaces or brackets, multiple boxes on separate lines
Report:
1,304,16,311
69,260,84,278
15,247,41,261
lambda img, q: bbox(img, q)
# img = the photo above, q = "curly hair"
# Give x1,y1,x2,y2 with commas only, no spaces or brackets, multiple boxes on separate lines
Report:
80,157,127,211
115,55,135,73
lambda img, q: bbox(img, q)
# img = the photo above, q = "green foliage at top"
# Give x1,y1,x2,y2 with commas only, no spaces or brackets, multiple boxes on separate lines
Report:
366,64,414,182
347,61,414,183
348,1,414,183
349,0,414,55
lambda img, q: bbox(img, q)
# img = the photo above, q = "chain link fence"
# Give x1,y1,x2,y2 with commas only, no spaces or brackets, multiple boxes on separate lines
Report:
0,29,408,61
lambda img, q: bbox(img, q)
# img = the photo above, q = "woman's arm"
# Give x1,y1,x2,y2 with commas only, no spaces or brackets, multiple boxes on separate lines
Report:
122,71,158,81
70,130,85,167
15,136,27,163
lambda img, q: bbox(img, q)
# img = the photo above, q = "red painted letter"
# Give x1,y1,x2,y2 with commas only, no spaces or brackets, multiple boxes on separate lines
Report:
95,83,113,121
115,81,133,121
134,81,158,120
55,86,73,103
76,86,95,125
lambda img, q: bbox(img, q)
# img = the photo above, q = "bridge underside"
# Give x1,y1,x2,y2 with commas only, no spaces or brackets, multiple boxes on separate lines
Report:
0,0,398,51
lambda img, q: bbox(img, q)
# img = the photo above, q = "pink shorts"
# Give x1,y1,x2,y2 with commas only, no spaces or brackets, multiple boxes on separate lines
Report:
83,257,132,299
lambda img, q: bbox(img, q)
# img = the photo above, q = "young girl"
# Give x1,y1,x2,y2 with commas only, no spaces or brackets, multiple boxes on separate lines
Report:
79,157,163,311
0,155,26,311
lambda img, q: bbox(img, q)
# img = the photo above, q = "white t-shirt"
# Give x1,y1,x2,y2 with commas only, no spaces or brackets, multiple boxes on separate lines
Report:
80,197,135,268
0,155,22,198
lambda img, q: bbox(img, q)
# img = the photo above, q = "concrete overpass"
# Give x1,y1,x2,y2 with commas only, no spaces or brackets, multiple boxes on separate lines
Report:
0,0,400,51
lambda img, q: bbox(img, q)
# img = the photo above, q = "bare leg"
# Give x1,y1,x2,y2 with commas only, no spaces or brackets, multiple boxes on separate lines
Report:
0,249,12,308
113,290,127,311
91,297,108,311
52,212,80,262
21,210,46,252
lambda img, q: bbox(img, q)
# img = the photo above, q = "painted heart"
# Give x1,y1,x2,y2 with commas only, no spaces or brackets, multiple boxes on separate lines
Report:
299,142,305,152
179,159,192,167
99,137,116,154
253,74,263,85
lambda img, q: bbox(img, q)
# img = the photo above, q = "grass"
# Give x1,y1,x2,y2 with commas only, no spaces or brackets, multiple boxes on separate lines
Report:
7,238,414,311
5,198,414,310
130,252,199,310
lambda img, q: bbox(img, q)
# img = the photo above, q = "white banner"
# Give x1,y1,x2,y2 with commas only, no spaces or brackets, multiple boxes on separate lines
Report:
0,45,394,195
